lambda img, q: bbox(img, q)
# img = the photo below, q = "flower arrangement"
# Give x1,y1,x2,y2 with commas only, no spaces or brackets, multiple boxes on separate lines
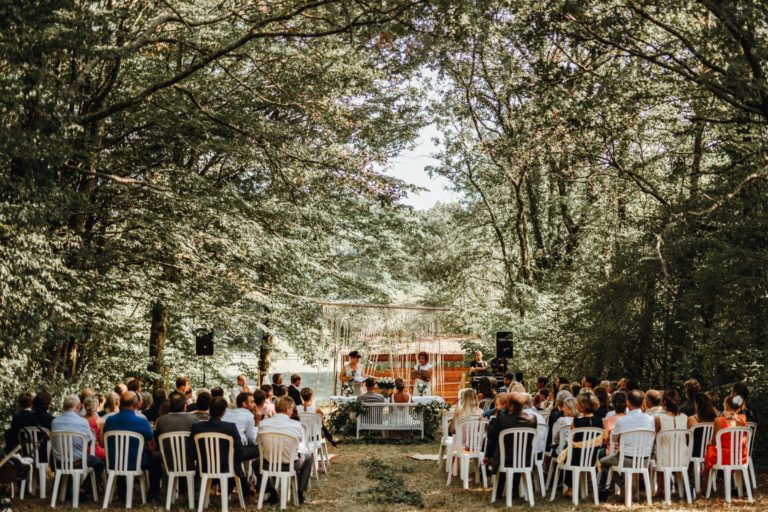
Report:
377,377,396,390
416,383,428,396
341,380,355,397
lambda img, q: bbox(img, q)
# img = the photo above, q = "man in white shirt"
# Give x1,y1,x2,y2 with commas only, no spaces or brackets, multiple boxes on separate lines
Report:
598,389,654,501
230,375,251,406
258,396,314,504
222,392,259,463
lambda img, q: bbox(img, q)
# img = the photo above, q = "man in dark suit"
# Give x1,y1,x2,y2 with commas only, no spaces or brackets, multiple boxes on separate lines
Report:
287,374,303,406
484,392,537,501
190,397,249,497
357,377,386,403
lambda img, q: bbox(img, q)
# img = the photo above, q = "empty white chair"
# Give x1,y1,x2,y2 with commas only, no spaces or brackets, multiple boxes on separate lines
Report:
257,432,299,510
194,432,245,512
19,426,50,500
491,427,538,507
50,431,99,509
446,416,487,489
705,426,752,503
534,421,547,496
103,430,148,509
747,421,757,489
652,429,692,505
437,412,454,471
549,427,602,505
606,429,655,507
689,422,713,496
158,432,195,511
299,413,327,477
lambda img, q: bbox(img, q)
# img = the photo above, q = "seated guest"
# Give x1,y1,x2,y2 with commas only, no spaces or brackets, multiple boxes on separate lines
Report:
145,388,166,422
127,378,142,393
140,392,153,419
210,386,225,400
82,396,105,460
593,386,610,421
298,388,317,413
655,390,687,471
288,374,303,406
115,383,128,396
155,392,200,436
191,391,212,421
545,390,571,454
103,392,162,502
602,390,627,455
259,385,276,417
706,390,721,413
731,382,756,423
704,395,747,473
483,392,508,419
582,376,598,390
570,382,582,397
31,391,54,430
392,378,411,403
551,397,579,455
688,392,719,457
561,392,601,496
273,385,287,399
537,388,552,410
258,396,314,504
222,392,260,463
4,392,36,451
51,395,104,497
598,390,654,501
483,392,537,501
450,389,483,435
78,388,95,417
184,389,194,406
357,378,386,403
644,389,663,416
536,376,549,392
501,373,514,391
191,397,249,497
272,373,283,387
175,377,190,398
680,378,700,417
476,377,496,402
230,375,251,406
522,394,546,455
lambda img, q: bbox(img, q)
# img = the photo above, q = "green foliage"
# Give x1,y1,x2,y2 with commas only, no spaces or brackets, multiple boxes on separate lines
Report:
327,400,448,440
359,457,423,507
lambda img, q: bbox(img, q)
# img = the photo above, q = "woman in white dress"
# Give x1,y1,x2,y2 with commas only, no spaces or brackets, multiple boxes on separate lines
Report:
654,389,688,467
339,350,365,396
412,351,433,397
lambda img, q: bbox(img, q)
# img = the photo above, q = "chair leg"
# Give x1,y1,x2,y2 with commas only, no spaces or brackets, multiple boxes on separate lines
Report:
72,472,81,509
235,476,245,509
693,461,701,495
549,466,560,501
749,459,757,489
187,475,195,509
724,468,732,503
506,472,513,508
480,461,488,488
491,474,498,503
536,463,546,497
39,464,48,500
682,471,692,504
139,474,147,505
103,472,115,509
742,468,754,503
59,475,69,504
625,472,633,508
280,476,288,510
166,475,175,511
705,468,713,499
50,472,61,508
438,444,444,467
257,474,268,510
643,470,652,505
663,469,671,505
591,470,599,505
126,474,134,509
219,477,229,512
526,472,535,507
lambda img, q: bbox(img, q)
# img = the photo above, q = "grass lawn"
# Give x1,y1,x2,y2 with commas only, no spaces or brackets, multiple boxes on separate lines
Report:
11,438,764,510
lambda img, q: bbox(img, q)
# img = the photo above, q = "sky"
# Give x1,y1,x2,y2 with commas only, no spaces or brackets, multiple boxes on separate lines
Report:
384,124,461,210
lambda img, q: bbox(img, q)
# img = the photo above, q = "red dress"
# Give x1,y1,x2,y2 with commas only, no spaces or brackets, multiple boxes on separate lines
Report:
87,415,106,460
704,415,747,470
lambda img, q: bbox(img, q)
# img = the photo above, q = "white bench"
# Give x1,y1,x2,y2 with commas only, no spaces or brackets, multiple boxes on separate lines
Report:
356,403,424,438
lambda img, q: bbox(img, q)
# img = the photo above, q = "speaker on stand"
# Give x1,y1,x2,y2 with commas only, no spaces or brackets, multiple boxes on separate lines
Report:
195,331,214,385
495,331,513,359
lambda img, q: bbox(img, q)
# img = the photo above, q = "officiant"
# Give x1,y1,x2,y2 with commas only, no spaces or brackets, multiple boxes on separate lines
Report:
339,350,365,396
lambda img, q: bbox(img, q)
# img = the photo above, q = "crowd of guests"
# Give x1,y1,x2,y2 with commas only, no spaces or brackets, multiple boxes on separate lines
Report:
452,375,757,503
2,373,334,505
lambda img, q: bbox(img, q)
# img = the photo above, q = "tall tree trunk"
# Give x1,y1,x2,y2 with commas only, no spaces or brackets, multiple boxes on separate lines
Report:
526,166,548,269
513,178,532,286
148,301,168,382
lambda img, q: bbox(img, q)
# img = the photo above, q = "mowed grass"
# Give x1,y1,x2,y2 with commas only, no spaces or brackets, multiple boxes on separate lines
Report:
12,438,766,511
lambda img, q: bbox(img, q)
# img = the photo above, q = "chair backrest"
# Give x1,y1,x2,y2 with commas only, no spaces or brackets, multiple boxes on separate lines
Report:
654,429,692,469
746,421,757,457
19,426,50,464
454,415,485,453
158,432,193,474
298,413,322,444
193,432,236,477
536,421,548,455
617,429,655,469
50,431,90,471
457,388,473,407
690,422,714,459
714,427,750,467
564,427,603,468
104,430,145,473
498,427,537,470
441,412,454,441
478,398,493,412
258,433,299,474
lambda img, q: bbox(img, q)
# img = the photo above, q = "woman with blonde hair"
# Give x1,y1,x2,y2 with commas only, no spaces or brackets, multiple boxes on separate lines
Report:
449,388,482,435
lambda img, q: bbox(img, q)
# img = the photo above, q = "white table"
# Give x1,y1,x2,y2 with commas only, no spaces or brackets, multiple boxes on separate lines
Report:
329,396,357,406
412,396,445,405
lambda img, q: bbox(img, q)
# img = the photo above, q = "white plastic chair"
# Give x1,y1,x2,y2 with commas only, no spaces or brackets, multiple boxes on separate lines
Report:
479,398,494,412
747,421,757,490
549,427,602,505
103,430,148,509
705,427,753,503
194,432,245,512
256,432,299,510
446,415,487,489
437,412,454,471
607,429,655,507
689,422,713,496
18,426,50,500
652,429,692,505
49,431,99,509
491,427,538,507
158,432,195,510
544,419,570,492
534,421,547,496
299,412,328,477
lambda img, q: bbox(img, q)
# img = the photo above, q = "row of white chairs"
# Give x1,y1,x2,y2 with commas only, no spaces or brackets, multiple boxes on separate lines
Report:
439,411,758,507
16,427,304,511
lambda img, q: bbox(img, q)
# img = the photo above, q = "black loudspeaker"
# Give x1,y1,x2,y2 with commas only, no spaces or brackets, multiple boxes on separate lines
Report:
496,331,513,359
195,331,214,356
